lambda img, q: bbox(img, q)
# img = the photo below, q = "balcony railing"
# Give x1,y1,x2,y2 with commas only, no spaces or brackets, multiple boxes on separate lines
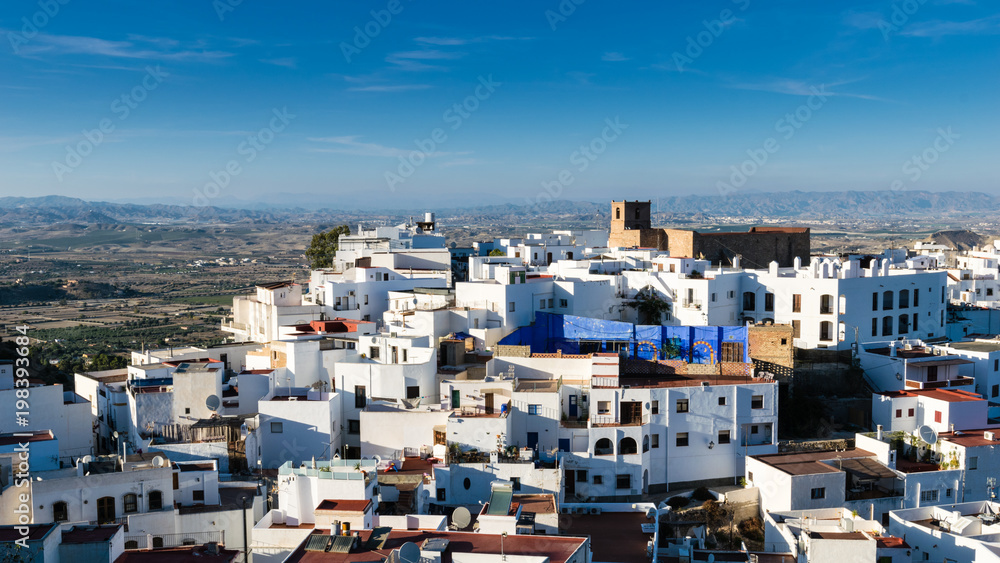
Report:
124,530,225,550
591,414,649,427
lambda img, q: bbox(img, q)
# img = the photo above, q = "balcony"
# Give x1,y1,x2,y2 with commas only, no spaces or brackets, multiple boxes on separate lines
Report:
681,299,702,310
332,304,359,312
904,376,975,390
590,414,649,427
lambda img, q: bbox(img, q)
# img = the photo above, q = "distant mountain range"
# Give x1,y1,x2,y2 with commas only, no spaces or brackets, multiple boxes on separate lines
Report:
0,190,996,225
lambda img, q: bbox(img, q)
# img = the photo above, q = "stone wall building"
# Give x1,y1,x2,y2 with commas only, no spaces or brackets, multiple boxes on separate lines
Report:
609,200,810,267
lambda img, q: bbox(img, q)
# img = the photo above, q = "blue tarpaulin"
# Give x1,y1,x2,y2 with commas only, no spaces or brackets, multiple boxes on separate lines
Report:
498,312,749,364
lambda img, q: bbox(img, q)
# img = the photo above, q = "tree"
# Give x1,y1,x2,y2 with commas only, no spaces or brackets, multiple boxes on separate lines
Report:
305,225,351,269
488,249,506,257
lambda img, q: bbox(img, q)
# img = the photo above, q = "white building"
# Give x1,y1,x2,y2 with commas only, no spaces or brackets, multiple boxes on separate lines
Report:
256,387,342,470
888,501,1000,563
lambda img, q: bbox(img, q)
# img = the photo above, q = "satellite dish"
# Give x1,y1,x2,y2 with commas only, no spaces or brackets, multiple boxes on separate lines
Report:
152,456,165,468
398,542,420,563
452,507,471,529
81,455,92,464
206,395,221,411
918,425,938,446
113,431,119,439
373,455,382,465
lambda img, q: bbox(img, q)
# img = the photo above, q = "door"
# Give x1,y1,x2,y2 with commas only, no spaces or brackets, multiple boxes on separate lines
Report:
622,402,642,425
546,252,553,264
527,432,538,450
451,389,460,409
485,393,495,415
564,469,576,495
569,395,578,418
97,496,115,524
559,438,570,452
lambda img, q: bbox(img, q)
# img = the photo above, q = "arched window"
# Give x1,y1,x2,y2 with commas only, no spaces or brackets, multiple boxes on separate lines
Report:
152,537,165,548
616,208,621,220
898,314,910,334
819,321,833,342
148,491,163,511
882,316,893,336
619,437,638,455
883,291,894,310
594,438,614,455
634,208,640,220
820,294,834,314
642,435,650,453
124,540,139,550
52,501,67,522
123,493,138,514
96,496,115,524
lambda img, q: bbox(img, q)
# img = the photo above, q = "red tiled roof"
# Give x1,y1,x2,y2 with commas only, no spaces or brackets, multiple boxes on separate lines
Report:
876,536,910,549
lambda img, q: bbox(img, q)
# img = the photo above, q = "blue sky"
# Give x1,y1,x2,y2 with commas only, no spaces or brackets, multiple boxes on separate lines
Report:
1,1,998,209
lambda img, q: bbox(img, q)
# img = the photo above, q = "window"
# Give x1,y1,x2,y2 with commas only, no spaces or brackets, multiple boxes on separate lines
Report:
560,299,568,307
912,313,918,332
993,384,999,398
539,298,547,309
437,488,446,501
908,408,914,417
718,430,730,444
718,396,726,406
511,477,521,492
508,302,515,312
616,474,631,489
173,474,179,490
123,493,138,514
899,289,909,309
792,294,802,313
576,470,587,482
616,207,621,219
872,318,878,337
968,456,978,470
820,321,833,341
898,314,909,334
882,316,893,336
751,395,764,409
148,491,162,511
676,399,689,413
406,386,420,400
651,400,659,414
920,489,939,503
355,385,367,409
185,407,190,415
348,419,360,434
651,434,659,448
820,294,834,314
711,293,717,302
364,295,369,305
872,292,879,311
934,411,942,423
52,501,67,522
764,293,774,312
995,359,999,372
593,475,603,485
369,346,380,359
728,290,734,299
270,422,283,433
597,401,610,414
810,487,825,500
743,292,756,311
464,478,471,490
721,342,744,363
792,320,801,339
676,432,689,447
751,425,759,434
927,365,938,381
403,349,408,362
914,288,919,306
193,489,205,502
895,409,902,418
883,290,893,310
528,404,541,415
946,488,952,498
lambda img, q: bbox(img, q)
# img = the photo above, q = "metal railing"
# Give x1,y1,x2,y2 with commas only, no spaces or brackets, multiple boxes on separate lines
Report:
124,530,225,550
